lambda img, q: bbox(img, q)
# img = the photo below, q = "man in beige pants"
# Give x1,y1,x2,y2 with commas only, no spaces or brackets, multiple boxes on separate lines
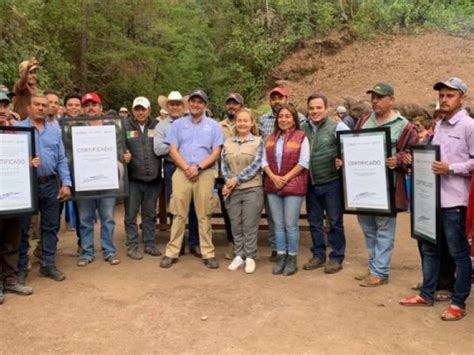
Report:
160,90,224,269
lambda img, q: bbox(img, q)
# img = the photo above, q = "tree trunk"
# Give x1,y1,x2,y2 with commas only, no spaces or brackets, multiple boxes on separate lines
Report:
80,0,88,92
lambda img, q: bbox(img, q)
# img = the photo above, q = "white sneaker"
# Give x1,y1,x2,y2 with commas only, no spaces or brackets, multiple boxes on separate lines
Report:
245,258,256,274
228,256,244,271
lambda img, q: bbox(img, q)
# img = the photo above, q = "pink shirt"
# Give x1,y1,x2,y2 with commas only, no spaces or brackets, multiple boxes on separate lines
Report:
432,109,474,208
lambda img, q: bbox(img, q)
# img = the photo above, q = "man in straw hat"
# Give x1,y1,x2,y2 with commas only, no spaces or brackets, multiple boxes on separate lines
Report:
154,91,200,257
13,57,40,120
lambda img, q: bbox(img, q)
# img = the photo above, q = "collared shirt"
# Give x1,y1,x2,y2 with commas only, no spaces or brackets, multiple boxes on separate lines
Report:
432,109,474,208
165,114,224,166
14,118,72,186
221,134,264,185
219,117,235,139
153,116,177,162
261,136,310,172
258,111,307,142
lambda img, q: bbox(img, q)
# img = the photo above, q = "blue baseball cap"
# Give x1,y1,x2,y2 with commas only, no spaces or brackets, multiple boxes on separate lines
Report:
433,77,468,94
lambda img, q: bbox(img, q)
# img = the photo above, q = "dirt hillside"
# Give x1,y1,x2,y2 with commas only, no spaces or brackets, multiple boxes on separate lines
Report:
271,30,474,116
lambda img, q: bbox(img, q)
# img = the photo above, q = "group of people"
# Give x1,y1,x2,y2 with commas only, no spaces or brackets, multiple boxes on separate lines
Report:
0,57,472,322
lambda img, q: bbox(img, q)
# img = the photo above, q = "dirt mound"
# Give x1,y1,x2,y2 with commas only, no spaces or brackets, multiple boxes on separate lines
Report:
271,31,474,119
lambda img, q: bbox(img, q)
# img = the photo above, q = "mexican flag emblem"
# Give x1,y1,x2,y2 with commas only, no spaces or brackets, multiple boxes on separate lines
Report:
127,130,139,139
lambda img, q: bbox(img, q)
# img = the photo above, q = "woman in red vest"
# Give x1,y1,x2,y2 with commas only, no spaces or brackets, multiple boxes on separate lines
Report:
262,104,309,276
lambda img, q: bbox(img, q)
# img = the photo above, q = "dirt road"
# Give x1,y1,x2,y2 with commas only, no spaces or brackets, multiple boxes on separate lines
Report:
1,206,472,354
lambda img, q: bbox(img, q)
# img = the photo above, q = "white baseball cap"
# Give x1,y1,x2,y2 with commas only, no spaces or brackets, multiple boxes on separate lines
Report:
132,96,151,109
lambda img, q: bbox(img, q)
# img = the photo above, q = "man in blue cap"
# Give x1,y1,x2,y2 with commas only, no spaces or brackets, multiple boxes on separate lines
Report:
160,90,224,269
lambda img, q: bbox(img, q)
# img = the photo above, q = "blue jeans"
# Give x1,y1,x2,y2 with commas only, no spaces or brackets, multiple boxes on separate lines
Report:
267,194,304,255
420,207,472,309
18,180,60,269
77,197,116,261
124,180,160,250
357,214,396,278
264,193,276,250
306,179,346,263
164,161,199,247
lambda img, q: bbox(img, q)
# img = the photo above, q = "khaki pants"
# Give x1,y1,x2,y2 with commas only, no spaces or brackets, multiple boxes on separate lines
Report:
165,168,216,258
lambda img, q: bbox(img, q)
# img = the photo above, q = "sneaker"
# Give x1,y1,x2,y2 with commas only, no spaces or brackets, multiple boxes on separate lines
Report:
227,256,244,271
324,259,343,274
77,258,92,267
39,266,66,282
224,243,235,260
105,255,121,265
144,246,162,257
204,257,219,269
160,256,177,268
127,249,144,260
303,257,325,271
4,283,34,296
245,258,256,274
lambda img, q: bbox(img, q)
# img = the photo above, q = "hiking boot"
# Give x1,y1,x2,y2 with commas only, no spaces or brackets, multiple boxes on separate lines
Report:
144,246,162,257
324,259,343,274
245,258,256,274
39,266,66,282
160,256,177,268
204,257,219,269
4,282,34,296
224,243,235,260
269,250,277,263
283,255,298,276
272,253,287,275
127,249,144,260
359,274,388,287
354,269,370,281
17,270,28,285
227,256,244,271
303,257,326,270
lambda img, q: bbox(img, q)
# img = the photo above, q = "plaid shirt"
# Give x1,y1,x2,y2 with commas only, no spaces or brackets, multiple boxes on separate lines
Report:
221,134,264,185
258,111,307,142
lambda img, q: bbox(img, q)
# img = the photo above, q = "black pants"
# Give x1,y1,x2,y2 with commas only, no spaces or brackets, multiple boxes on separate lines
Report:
0,217,21,285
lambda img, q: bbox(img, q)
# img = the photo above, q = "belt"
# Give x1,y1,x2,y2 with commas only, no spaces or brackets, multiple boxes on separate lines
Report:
37,174,57,184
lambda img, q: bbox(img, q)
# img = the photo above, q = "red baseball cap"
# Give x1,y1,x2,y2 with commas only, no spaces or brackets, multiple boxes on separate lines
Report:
269,87,288,97
81,93,101,105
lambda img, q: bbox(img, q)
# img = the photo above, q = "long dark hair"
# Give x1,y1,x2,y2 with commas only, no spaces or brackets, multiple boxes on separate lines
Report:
272,103,300,134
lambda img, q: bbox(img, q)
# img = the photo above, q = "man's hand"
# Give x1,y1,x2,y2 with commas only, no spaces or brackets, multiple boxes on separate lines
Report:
225,177,237,191
335,158,343,170
432,160,449,175
58,186,71,202
386,156,397,170
31,154,40,168
185,165,199,180
123,150,132,163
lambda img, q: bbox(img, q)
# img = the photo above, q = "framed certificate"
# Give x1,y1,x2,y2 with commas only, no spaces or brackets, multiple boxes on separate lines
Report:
61,115,129,199
410,145,440,244
337,127,395,217
0,126,38,217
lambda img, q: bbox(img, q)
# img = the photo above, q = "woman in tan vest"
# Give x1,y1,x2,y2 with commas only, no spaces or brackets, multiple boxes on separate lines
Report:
221,109,264,274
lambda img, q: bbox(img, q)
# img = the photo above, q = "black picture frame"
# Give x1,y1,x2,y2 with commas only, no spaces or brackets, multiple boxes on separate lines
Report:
0,126,38,218
60,115,129,200
336,127,396,217
410,145,440,245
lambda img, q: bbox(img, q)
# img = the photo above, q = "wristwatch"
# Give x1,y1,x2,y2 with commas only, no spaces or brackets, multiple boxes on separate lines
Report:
448,165,454,176
197,165,203,174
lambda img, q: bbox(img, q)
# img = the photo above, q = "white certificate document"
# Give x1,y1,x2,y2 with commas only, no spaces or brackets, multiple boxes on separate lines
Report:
72,125,119,191
0,134,33,211
342,133,389,210
413,150,436,241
